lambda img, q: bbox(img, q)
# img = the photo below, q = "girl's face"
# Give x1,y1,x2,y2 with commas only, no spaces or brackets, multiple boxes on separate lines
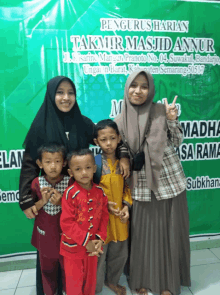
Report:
128,74,149,105
55,80,76,112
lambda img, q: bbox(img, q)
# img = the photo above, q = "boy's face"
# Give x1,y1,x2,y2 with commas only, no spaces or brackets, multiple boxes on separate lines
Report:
94,127,121,156
37,152,65,181
68,154,97,189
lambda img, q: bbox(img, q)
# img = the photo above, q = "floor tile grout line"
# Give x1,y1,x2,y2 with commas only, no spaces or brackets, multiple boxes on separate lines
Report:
1,259,220,295
209,248,220,261
191,261,220,267
188,286,194,295
16,285,36,289
0,288,17,291
14,269,23,295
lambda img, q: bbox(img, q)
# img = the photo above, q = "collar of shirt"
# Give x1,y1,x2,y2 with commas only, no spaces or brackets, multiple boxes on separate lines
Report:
73,181,97,195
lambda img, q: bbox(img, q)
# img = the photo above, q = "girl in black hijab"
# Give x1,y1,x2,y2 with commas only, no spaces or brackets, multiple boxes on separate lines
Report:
20,76,96,213
23,76,93,162
19,76,94,295
19,76,129,295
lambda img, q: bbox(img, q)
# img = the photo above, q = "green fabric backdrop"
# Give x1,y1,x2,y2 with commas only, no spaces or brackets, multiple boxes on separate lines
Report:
0,0,220,255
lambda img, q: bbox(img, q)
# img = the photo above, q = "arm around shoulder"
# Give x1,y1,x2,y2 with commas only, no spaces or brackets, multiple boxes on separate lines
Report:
83,116,96,146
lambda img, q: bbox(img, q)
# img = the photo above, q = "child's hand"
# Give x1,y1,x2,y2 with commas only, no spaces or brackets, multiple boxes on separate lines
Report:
41,187,52,205
50,189,62,206
119,158,130,179
120,205,129,224
88,250,101,257
85,240,97,253
23,205,38,219
94,240,104,252
88,240,104,257
108,201,121,216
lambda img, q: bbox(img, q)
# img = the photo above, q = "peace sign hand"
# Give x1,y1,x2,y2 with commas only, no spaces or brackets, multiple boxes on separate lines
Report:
164,95,178,121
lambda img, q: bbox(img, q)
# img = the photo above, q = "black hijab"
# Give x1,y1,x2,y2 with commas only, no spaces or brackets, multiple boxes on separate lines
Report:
24,76,92,160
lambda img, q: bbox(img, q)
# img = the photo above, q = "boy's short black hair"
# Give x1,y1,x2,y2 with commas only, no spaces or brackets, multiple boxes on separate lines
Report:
37,144,66,161
67,148,95,166
94,119,120,138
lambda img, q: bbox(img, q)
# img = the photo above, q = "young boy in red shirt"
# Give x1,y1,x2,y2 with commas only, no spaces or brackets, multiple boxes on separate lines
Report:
60,149,109,295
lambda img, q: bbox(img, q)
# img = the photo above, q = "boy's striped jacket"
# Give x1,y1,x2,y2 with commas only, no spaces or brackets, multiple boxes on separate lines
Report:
60,181,109,256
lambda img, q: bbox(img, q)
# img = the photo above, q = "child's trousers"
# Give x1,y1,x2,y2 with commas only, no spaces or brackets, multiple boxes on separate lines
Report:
96,240,128,293
64,255,98,295
39,253,65,295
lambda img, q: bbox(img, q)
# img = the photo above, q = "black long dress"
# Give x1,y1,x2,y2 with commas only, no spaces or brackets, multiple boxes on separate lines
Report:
19,76,129,295
19,76,96,295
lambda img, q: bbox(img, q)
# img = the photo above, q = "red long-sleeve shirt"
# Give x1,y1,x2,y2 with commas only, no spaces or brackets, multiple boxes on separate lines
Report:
60,181,109,258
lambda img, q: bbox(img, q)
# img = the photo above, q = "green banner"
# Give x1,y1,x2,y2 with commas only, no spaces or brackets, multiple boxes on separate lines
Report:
1,0,220,255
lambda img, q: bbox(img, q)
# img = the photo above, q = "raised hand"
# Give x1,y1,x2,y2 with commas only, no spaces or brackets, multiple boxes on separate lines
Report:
164,95,178,121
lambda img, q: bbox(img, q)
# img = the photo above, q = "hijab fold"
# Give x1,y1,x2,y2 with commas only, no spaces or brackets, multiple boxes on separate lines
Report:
24,76,91,160
115,71,167,192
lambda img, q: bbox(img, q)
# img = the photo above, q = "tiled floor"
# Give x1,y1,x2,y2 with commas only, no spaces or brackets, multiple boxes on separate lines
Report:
1,248,220,295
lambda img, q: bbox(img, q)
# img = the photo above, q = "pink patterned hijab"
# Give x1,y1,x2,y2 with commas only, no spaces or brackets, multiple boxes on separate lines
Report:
115,70,167,192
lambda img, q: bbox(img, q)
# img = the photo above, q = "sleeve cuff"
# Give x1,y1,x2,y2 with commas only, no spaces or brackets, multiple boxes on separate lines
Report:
20,195,35,211
117,142,130,159
167,119,178,126
82,232,90,246
167,120,183,132
122,200,132,208
119,154,130,159
95,234,105,243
